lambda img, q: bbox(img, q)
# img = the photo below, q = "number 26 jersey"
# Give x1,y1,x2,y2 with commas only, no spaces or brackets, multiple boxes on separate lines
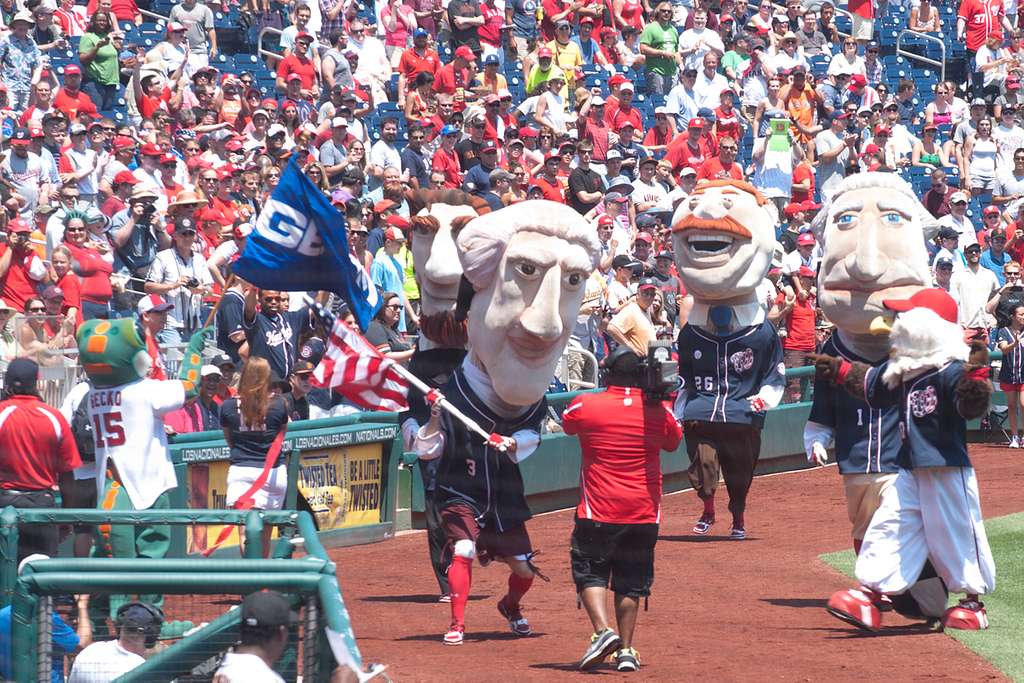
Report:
87,378,186,509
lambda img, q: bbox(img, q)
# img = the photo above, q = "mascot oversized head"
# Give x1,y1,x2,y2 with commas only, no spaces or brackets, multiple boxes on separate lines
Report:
812,173,938,358
457,200,600,406
670,180,779,307
77,318,203,391
406,189,491,349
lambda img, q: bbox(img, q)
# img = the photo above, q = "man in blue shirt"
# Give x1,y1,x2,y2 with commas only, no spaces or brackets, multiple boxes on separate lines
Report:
370,227,412,332
979,226,1010,285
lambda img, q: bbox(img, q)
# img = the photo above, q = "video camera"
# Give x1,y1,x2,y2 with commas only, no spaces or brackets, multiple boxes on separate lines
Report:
605,341,680,401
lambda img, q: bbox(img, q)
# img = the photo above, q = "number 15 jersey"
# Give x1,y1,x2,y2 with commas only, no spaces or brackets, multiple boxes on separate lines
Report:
87,378,186,509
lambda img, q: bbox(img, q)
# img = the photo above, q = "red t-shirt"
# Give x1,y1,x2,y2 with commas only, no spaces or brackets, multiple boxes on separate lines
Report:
604,105,643,133
848,0,874,19
398,48,442,82
791,163,815,203
540,0,571,42
0,395,82,491
777,293,817,351
54,88,98,122
433,63,471,96
276,54,317,91
562,387,683,524
696,158,743,182
958,0,1005,50
56,270,83,328
432,147,462,188
65,242,113,304
138,88,171,119
0,244,46,311
534,175,565,203
86,0,139,21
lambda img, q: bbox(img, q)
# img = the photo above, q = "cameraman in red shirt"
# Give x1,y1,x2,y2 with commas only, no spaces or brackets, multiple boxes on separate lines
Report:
562,348,683,673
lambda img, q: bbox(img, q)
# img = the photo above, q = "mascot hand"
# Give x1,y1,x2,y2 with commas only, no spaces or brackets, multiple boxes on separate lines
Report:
487,433,516,457
809,442,828,467
749,396,767,413
809,353,850,384
425,389,445,406
965,340,992,382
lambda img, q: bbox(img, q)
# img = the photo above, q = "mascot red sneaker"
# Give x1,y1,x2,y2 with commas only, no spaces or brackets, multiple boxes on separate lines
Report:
814,287,996,633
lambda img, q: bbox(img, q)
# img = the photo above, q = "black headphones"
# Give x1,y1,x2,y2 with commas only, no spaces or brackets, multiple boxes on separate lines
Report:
115,602,165,649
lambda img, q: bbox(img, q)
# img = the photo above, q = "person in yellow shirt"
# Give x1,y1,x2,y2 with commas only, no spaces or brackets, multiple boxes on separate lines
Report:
548,19,582,95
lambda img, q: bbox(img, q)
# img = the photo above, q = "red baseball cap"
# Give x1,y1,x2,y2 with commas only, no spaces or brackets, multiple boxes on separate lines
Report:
383,226,406,241
984,205,1001,216
159,152,177,165
28,126,44,138
796,265,816,278
373,199,397,213
187,155,213,172
783,202,803,217
63,64,81,76
635,231,653,243
598,214,614,226
882,287,958,324
137,294,174,314
139,142,163,156
7,219,31,234
537,46,553,59
455,46,475,61
114,170,139,185
113,135,136,150
796,232,816,246
385,214,410,230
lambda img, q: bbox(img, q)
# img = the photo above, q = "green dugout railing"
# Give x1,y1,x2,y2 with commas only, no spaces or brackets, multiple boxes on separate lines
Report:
7,511,366,683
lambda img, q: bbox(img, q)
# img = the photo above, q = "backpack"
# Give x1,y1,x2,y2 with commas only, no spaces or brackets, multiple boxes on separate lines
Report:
71,387,96,463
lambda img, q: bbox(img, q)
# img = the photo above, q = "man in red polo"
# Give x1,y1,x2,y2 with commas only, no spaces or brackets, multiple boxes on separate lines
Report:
604,81,643,132
0,219,48,310
696,135,743,181
276,32,319,96
398,28,441,101
435,46,476,108
562,348,682,672
0,358,82,562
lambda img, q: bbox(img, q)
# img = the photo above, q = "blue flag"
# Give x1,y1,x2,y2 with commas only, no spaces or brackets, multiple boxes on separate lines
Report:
234,157,380,329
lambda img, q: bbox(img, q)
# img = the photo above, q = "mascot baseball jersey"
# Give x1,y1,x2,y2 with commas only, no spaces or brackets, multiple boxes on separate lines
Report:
432,366,546,532
676,320,784,428
864,360,972,469
808,335,902,475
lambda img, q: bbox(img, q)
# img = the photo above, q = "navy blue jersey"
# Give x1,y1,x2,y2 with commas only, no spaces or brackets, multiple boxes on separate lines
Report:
865,361,972,469
404,346,467,492
433,366,546,531
676,320,785,428
996,327,1024,385
808,335,902,474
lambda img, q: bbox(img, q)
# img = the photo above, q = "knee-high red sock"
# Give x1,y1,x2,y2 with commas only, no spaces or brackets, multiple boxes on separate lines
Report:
504,573,534,609
448,555,472,628
853,538,863,555
703,491,716,517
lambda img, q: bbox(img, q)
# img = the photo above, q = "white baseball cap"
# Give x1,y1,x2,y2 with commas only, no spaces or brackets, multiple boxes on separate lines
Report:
137,294,173,315
201,364,223,378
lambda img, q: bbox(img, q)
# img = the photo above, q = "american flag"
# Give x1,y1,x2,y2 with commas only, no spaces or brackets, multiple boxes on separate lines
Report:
311,305,410,412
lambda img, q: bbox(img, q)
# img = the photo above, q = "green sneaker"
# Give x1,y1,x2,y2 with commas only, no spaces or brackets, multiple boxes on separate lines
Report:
615,647,640,672
578,628,621,670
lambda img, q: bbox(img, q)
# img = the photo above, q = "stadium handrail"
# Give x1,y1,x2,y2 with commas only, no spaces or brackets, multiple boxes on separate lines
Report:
895,29,947,81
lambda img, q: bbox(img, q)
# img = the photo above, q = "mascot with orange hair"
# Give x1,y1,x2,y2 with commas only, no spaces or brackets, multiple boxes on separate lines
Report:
670,180,785,541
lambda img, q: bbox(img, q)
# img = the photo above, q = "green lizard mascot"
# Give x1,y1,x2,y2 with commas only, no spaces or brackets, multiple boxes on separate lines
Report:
77,317,207,631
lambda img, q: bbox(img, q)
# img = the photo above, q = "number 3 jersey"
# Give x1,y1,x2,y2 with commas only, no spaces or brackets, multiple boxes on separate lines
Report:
432,365,546,532
675,320,784,428
807,335,902,475
87,378,186,509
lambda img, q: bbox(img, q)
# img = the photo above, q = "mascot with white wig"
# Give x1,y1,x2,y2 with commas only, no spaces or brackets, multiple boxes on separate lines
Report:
413,201,601,646
813,285,996,632
670,180,785,541
400,189,490,602
804,173,951,623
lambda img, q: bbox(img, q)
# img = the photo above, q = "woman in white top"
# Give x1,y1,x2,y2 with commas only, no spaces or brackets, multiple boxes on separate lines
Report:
533,71,569,135
828,38,866,77
964,117,1000,195
909,0,942,32
975,36,1016,100
145,24,189,78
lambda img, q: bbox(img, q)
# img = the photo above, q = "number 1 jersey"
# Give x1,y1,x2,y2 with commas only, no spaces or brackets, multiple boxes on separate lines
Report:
87,378,186,509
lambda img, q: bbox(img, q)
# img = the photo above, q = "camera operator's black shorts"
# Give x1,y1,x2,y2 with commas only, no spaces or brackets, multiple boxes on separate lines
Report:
570,517,658,598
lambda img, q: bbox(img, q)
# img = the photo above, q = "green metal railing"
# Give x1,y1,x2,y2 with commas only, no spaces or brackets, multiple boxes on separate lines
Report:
6,511,364,683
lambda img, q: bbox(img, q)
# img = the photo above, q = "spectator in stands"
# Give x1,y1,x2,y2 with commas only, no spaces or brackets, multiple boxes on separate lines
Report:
994,105,1024,166
981,226,1011,283
534,70,569,135
365,291,415,363
68,602,162,683
697,135,743,181
639,2,679,96
165,365,222,434
694,52,729,110
0,11,41,112
776,265,817,403
958,0,1013,98
814,111,855,202
170,0,218,71
145,217,212,343
953,242,1000,334
910,0,942,32
922,168,957,218
995,147,1024,212
914,123,954,171
77,11,121,112
0,358,81,562
0,218,48,311
964,118,1000,195
933,225,967,270
2,129,51,218
0,299,16,363
798,9,827,56
606,276,658,356
940,191,977,251
827,37,864,78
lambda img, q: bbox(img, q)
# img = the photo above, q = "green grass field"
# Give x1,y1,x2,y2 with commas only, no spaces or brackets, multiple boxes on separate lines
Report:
820,513,1024,682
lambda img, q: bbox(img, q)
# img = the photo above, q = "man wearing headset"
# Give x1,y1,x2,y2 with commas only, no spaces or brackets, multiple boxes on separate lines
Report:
69,602,163,683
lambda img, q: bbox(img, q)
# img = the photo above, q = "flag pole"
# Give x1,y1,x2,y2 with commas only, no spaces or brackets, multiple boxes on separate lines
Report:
388,361,495,443
201,274,235,329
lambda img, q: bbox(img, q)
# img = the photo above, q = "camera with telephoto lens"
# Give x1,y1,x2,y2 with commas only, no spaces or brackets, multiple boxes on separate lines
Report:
140,203,157,221
604,341,680,401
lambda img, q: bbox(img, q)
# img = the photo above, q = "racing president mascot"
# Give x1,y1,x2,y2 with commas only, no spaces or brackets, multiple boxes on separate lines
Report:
671,180,785,540
77,317,206,628
805,173,949,622
815,287,996,632
401,189,490,602
414,200,600,646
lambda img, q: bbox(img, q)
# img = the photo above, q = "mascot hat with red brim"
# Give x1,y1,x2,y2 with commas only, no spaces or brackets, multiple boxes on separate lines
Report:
882,288,958,325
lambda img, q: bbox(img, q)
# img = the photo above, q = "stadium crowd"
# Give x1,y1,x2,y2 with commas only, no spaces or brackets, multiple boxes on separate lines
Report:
1,0,1024,676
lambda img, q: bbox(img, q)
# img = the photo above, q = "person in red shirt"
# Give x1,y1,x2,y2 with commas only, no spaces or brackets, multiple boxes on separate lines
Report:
53,65,98,122
0,220,48,311
85,0,140,23
774,265,818,402
712,90,742,143
275,33,319,96
0,358,82,562
666,117,714,178
604,82,643,132
397,28,442,102
434,46,476,107
791,159,815,203
578,96,612,164
641,106,676,154
958,0,1012,96
432,124,464,188
132,61,179,120
533,152,566,203
562,348,682,672
696,135,743,181
540,0,574,42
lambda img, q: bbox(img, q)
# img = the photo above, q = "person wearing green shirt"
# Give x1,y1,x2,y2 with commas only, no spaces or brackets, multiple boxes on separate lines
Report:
722,35,752,85
639,1,680,96
526,46,559,95
78,11,121,111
